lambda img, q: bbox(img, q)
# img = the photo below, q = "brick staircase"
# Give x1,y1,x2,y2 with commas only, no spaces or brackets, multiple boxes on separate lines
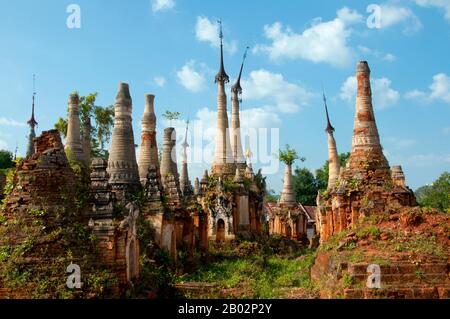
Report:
343,261,450,299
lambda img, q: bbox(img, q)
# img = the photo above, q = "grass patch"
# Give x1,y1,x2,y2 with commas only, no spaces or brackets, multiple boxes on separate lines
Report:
176,244,317,299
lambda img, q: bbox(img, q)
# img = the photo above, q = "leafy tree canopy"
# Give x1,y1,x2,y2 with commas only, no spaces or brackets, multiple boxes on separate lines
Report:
415,172,450,212
278,144,305,166
54,92,114,160
315,152,350,191
162,110,181,127
0,150,13,169
293,167,319,206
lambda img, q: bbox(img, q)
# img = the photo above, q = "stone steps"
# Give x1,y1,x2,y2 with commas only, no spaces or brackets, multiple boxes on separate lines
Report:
344,285,450,299
347,262,449,286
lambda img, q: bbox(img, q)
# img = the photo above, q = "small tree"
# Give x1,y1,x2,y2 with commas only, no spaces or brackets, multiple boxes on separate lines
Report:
54,92,115,159
162,110,181,127
94,105,115,151
278,144,305,166
54,117,68,138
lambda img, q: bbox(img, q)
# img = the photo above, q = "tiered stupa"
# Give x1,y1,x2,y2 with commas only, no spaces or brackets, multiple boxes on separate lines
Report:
107,83,140,199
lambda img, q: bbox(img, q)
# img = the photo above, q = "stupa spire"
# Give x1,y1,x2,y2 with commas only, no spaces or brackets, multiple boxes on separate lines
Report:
230,47,249,169
26,74,38,157
345,61,390,177
180,120,193,196
322,88,340,189
212,19,235,176
215,20,229,84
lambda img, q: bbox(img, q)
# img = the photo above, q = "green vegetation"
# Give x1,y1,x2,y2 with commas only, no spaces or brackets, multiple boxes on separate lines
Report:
415,172,449,213
356,225,381,240
315,152,350,191
278,144,304,166
175,239,317,299
293,167,318,206
54,92,115,160
162,110,181,127
0,150,14,169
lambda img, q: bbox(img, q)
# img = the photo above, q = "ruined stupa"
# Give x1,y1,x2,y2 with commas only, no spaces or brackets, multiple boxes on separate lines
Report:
160,127,182,205
138,94,159,184
65,93,86,164
316,61,417,242
279,164,296,207
107,83,140,198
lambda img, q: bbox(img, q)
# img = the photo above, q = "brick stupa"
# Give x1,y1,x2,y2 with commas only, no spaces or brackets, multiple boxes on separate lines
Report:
317,61,417,242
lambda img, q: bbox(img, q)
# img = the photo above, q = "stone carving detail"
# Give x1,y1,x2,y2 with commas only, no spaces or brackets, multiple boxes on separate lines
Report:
90,158,114,218
145,166,163,202
208,178,234,240
119,202,140,282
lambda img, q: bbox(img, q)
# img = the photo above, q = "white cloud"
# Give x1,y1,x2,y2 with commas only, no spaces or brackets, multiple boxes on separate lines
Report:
340,76,400,109
176,61,206,93
0,117,26,127
414,0,450,22
195,16,238,55
385,137,417,149
253,7,363,67
376,4,422,34
241,69,314,113
404,89,427,100
340,76,358,102
357,45,397,62
402,153,450,166
152,0,175,13
0,139,7,149
154,76,166,87
160,106,281,171
429,73,450,102
383,53,397,62
405,73,450,103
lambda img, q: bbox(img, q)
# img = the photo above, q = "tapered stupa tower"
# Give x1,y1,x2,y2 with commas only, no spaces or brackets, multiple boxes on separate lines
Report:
107,83,140,195
26,75,38,157
180,121,193,197
322,90,340,190
65,92,86,164
138,94,159,184
212,20,235,176
160,127,182,204
279,164,296,207
230,47,249,170
344,61,390,181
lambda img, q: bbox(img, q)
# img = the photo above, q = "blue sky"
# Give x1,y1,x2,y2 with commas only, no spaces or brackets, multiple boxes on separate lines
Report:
0,0,449,193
